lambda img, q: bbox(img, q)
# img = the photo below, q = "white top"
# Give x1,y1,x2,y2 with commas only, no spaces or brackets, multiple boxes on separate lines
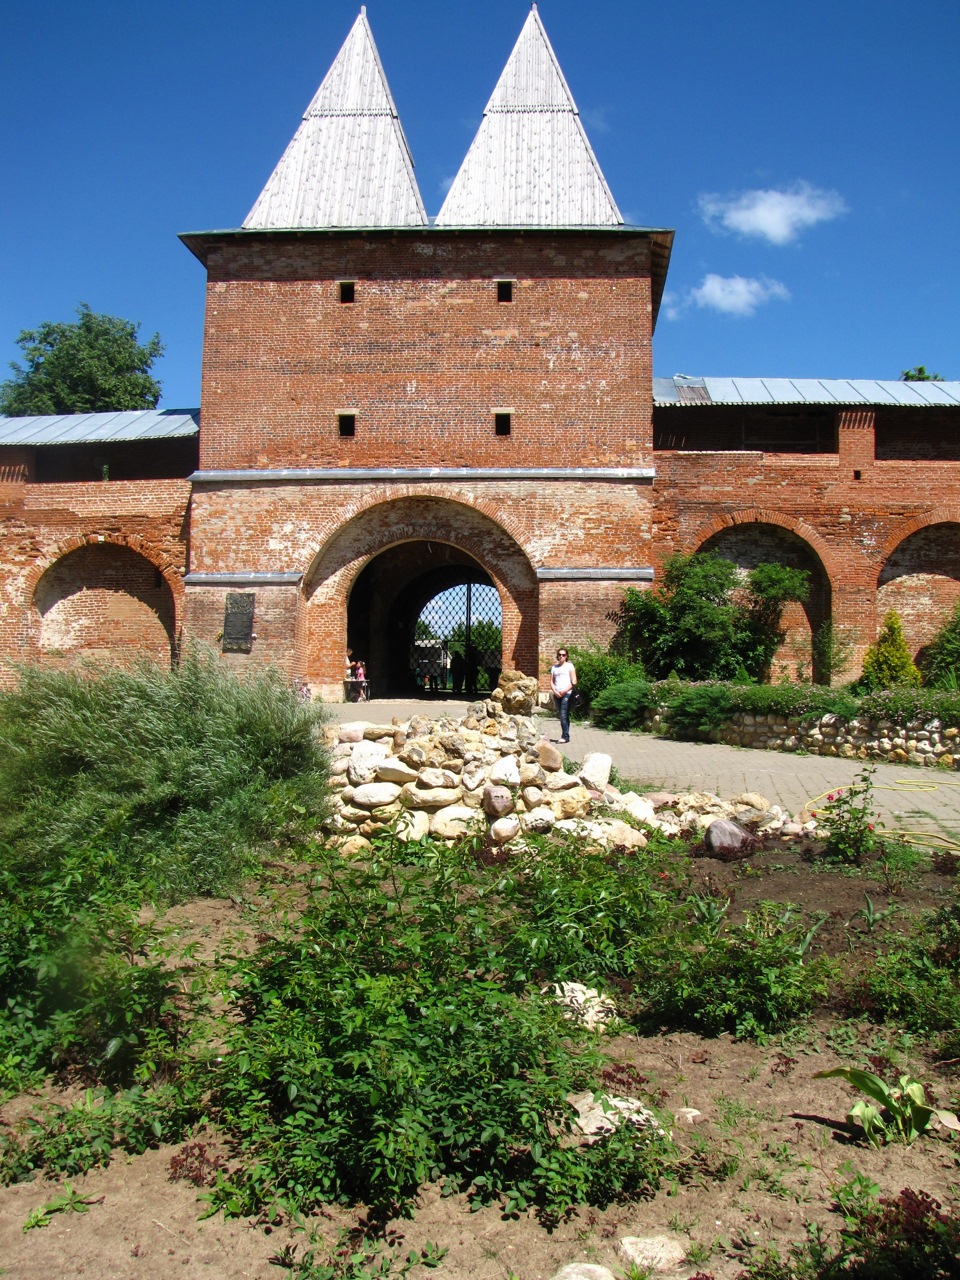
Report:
435,7,622,228
244,10,427,229
550,660,577,696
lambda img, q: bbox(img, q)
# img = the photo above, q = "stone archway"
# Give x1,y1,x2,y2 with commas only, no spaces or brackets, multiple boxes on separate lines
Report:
879,523,960,661
697,522,832,682
33,542,177,666
302,495,538,699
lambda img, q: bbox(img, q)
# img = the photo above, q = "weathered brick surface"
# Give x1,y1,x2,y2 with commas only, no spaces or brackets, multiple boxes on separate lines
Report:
0,478,190,679
196,230,653,472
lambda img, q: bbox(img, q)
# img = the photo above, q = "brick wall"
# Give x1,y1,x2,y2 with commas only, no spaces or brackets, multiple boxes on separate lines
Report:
0,476,190,678
194,229,654,472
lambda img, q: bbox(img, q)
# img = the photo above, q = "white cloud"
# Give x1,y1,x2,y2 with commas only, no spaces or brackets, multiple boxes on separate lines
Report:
690,274,790,317
698,181,847,245
661,290,683,322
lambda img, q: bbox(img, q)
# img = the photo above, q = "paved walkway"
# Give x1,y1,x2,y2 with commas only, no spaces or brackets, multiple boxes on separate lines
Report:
326,698,960,839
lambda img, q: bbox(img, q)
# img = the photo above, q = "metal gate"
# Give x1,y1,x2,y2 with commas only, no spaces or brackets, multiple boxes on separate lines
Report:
410,582,502,696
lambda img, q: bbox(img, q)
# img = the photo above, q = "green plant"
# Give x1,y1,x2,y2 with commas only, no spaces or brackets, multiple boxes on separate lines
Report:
0,649,330,901
205,838,677,1219
859,611,921,691
610,552,809,683
664,684,736,740
590,679,656,731
856,894,894,933
920,600,960,688
637,901,829,1041
21,1182,102,1231
818,767,880,865
566,642,645,714
271,1228,447,1279
812,620,857,686
813,1065,960,1146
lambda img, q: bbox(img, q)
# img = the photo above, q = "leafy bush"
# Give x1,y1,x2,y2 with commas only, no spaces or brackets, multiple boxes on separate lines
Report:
566,643,645,714
859,611,921,691
850,893,960,1052
611,552,809,682
819,767,880,865
0,1085,197,1185
0,649,330,899
208,840,678,1218
921,601,960,688
0,652,331,1094
637,902,829,1041
664,684,736,740
590,680,657,730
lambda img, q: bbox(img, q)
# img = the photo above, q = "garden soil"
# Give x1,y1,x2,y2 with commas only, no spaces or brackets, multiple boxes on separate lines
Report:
2,841,959,1280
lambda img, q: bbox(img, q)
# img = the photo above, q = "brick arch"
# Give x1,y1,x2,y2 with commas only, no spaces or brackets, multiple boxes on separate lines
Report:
23,531,184,617
686,511,834,683
877,516,960,659
299,484,536,582
877,509,960,568
683,509,841,583
301,494,538,694
30,539,179,668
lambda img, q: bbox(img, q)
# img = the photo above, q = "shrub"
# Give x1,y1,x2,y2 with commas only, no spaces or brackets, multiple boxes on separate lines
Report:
860,611,921,691
637,902,829,1041
590,680,657,730
566,643,645,714
208,840,676,1218
920,600,960,688
0,649,331,899
664,683,736,740
850,893,960,1051
610,552,809,683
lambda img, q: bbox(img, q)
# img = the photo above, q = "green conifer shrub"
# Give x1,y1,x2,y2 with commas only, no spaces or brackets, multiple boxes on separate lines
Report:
860,611,921,690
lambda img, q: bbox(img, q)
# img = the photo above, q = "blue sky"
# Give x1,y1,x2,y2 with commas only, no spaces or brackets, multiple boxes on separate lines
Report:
2,0,957,409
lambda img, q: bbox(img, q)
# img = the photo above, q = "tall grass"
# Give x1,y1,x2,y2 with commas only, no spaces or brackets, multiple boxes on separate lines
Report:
0,649,331,900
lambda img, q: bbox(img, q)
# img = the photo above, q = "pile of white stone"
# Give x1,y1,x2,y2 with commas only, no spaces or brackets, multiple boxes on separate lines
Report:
323,701,819,855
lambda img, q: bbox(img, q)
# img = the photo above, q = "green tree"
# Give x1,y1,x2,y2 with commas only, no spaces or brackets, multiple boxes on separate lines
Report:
0,304,163,416
901,365,944,382
860,610,921,689
445,618,502,660
612,551,809,682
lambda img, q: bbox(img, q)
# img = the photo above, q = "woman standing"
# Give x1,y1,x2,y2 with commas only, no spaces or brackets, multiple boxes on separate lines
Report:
549,647,577,745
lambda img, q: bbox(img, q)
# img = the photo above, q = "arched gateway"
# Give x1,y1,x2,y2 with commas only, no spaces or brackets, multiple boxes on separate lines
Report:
303,496,538,701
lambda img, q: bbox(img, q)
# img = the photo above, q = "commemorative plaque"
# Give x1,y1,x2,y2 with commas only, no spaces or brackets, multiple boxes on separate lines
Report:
222,592,255,653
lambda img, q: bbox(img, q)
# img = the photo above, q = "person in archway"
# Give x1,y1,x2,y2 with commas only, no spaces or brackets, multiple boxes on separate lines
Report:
550,646,577,745
451,649,465,695
353,658,368,701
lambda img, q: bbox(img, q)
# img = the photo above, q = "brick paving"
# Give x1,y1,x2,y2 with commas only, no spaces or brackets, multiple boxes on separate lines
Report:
327,698,960,840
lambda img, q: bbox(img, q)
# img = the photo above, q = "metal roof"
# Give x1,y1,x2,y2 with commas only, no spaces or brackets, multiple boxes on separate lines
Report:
654,376,960,408
0,408,200,447
243,8,427,230
435,5,622,228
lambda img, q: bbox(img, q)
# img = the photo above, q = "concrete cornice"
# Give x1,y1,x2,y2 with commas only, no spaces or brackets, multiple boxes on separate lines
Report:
537,567,654,581
188,466,655,485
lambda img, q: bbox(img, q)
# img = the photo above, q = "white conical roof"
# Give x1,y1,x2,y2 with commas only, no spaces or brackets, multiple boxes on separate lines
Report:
436,6,622,228
243,9,427,229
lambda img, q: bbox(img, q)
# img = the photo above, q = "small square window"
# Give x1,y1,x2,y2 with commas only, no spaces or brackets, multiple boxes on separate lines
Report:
494,412,511,436
496,280,513,303
339,280,355,304
338,413,356,438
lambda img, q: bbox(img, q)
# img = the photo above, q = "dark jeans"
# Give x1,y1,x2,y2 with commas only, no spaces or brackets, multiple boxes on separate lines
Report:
555,690,573,740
